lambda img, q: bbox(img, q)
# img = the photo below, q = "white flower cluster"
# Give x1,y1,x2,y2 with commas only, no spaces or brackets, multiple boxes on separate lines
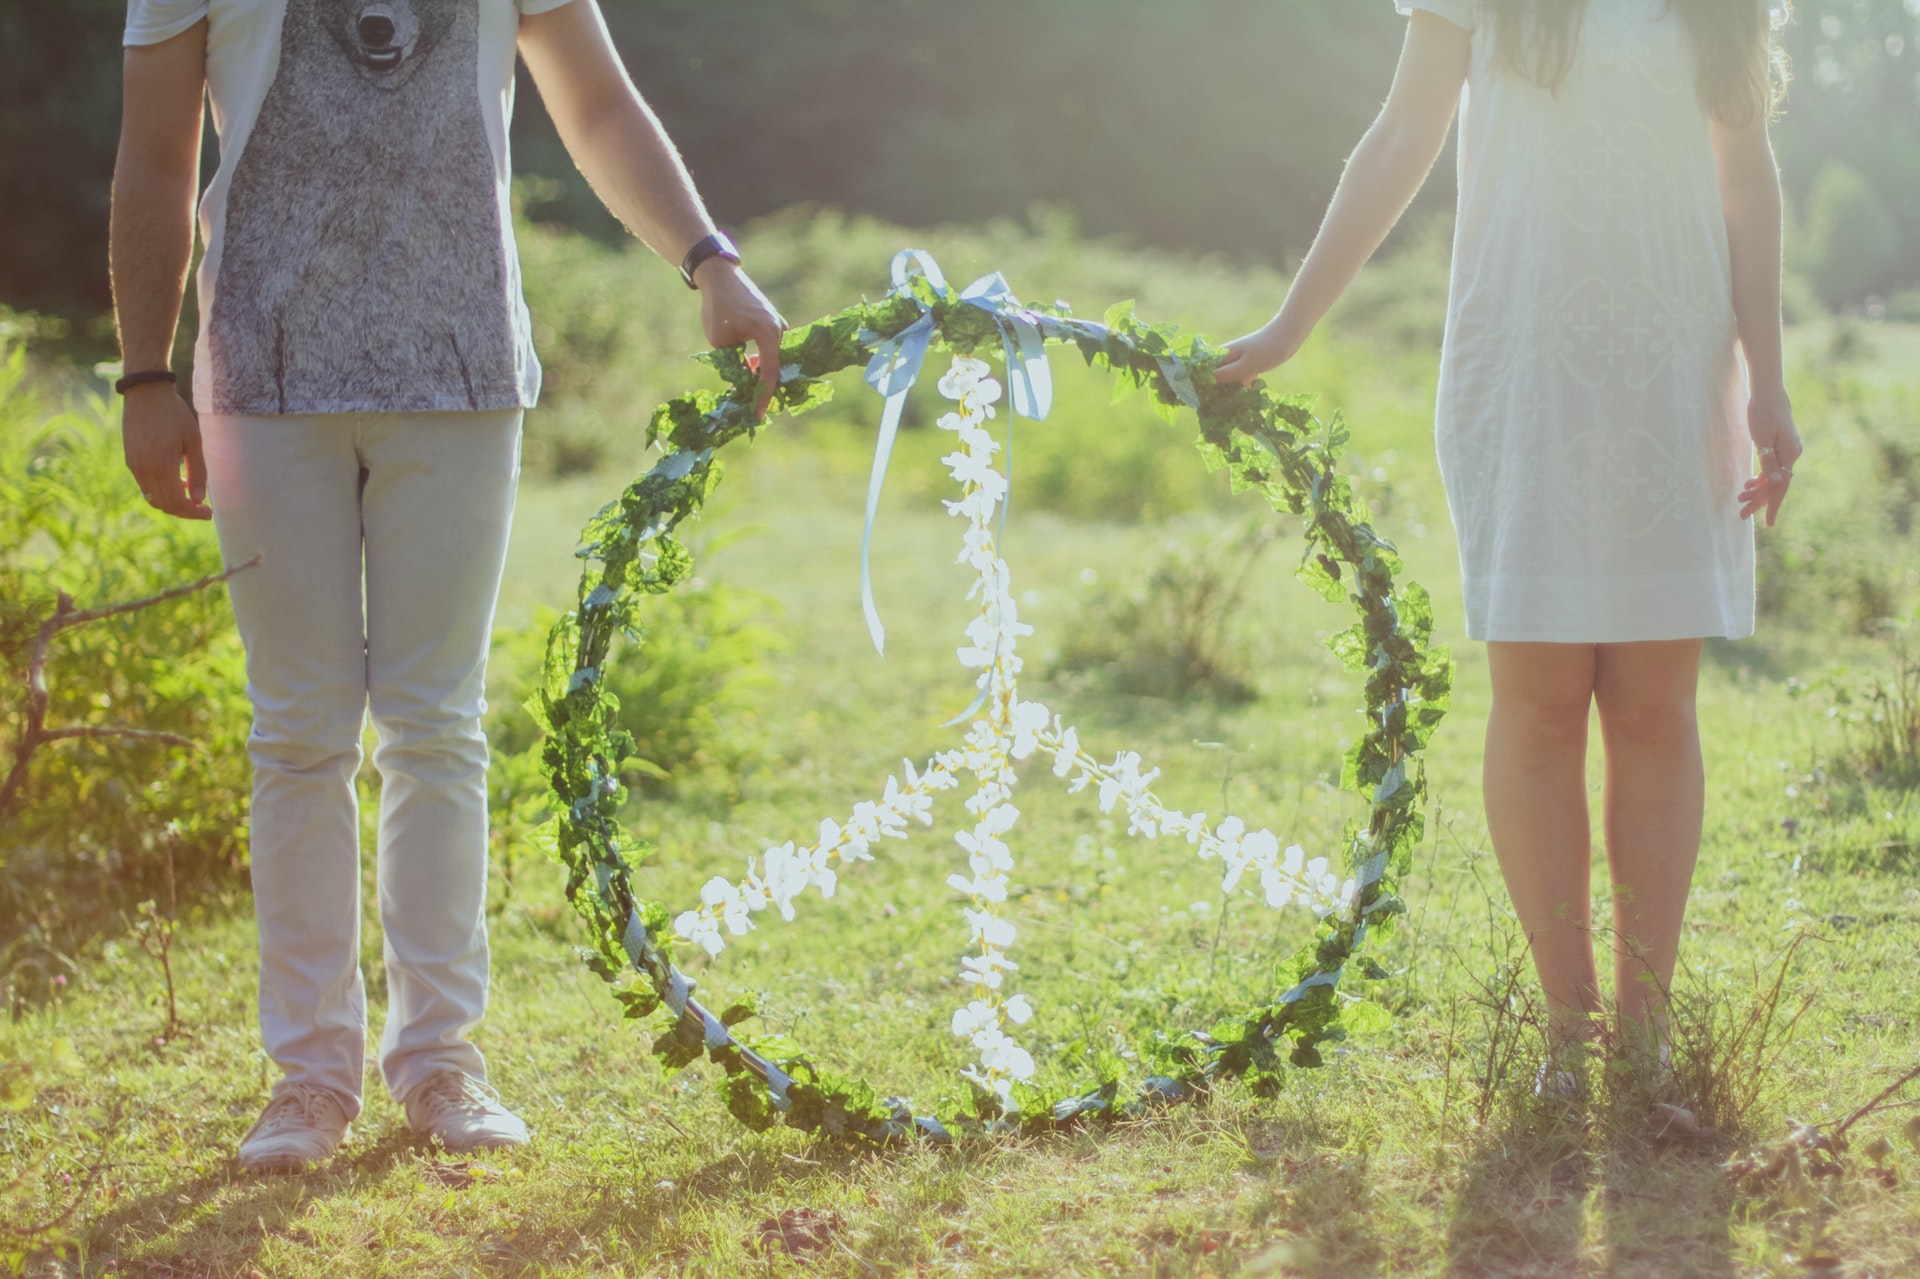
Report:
934,358,1041,1103
672,353,1351,1106
673,757,958,956
1044,748,1357,918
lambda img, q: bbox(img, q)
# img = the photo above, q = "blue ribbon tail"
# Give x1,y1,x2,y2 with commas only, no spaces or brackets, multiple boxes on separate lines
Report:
939,679,993,728
859,310,937,655
860,386,909,655
998,315,1054,422
860,258,1062,663
998,406,1013,549
995,313,1050,545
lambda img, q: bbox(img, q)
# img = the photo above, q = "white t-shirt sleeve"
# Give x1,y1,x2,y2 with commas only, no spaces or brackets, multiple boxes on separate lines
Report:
519,0,581,14
1395,0,1476,32
124,0,209,46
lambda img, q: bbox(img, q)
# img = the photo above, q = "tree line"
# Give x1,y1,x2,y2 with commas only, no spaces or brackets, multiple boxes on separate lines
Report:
4,0,1916,329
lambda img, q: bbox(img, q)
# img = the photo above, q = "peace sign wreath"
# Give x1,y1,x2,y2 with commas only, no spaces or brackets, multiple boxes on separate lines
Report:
532,254,1452,1144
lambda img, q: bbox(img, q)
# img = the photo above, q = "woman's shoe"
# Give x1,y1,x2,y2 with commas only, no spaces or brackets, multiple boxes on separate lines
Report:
1649,1100,1706,1139
1642,1039,1708,1140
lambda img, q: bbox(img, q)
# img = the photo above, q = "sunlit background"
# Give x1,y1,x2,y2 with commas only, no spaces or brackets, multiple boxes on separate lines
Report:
4,0,1917,336
5,4,1920,1275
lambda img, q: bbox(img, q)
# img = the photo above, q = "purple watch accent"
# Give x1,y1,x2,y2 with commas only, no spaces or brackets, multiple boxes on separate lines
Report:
679,231,741,290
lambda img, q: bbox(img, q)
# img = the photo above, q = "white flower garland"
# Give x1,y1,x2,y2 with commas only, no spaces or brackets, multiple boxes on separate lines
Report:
675,356,1357,1107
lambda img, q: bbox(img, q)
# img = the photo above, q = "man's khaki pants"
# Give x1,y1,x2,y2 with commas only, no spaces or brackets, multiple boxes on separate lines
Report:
203,408,521,1118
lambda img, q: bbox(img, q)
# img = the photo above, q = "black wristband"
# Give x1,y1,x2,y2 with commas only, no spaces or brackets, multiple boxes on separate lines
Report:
114,369,178,395
679,231,741,290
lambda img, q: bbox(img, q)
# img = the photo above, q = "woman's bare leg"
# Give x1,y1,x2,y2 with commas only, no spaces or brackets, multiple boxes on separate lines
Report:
1483,642,1603,1048
1593,640,1705,1046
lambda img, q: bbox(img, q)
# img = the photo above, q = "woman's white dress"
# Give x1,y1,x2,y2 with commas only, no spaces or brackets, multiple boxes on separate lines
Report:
1396,0,1763,642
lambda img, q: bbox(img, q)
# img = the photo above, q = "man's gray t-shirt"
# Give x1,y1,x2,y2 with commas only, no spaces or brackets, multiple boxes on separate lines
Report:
125,0,572,415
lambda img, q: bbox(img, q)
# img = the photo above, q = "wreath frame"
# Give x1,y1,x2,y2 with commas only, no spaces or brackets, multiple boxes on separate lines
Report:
531,270,1453,1143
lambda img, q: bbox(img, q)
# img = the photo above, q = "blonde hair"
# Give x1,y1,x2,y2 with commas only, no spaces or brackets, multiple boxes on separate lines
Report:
1486,0,1793,124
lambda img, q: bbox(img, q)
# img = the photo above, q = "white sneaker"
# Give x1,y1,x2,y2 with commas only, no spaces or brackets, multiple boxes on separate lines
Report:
403,1070,530,1153
238,1084,352,1173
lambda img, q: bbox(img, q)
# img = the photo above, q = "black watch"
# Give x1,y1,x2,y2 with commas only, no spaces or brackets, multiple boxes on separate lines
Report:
679,231,741,290
114,369,178,395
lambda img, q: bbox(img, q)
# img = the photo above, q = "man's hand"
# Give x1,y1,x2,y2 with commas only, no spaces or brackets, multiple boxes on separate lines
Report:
517,2,792,419
114,24,206,519
122,387,210,520
696,260,788,419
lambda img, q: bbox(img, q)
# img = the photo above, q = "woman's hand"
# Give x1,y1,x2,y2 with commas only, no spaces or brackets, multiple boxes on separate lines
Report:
1213,13,1468,391
1213,324,1300,388
1737,383,1801,526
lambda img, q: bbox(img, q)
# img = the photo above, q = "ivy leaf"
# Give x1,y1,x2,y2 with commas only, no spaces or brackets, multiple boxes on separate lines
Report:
695,345,753,388
1295,554,1347,605
717,1072,778,1132
1374,761,1407,806
652,1007,706,1072
775,375,835,417
1247,1066,1286,1098
612,975,662,1020
1341,1000,1394,1038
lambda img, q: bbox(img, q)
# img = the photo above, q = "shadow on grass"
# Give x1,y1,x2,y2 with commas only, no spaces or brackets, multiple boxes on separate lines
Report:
81,1129,418,1274
1444,1104,1594,1279
1595,1121,1738,1279
1229,1107,1390,1277
486,1136,942,1274
1442,1098,1739,1279
509,1118,1320,1277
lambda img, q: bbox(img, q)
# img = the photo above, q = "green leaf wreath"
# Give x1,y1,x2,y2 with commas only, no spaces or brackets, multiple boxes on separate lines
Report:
530,260,1453,1144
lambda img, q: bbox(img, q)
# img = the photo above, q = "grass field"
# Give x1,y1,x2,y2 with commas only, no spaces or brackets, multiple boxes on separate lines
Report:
4,222,1920,1278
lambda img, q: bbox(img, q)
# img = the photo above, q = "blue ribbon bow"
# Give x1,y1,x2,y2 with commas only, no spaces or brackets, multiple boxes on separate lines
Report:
859,250,1054,655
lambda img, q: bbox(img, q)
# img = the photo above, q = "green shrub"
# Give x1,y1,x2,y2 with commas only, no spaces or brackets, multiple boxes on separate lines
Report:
1049,519,1280,703
0,344,251,962
1830,623,1920,792
488,580,783,807
1756,367,1920,634
1797,164,1902,308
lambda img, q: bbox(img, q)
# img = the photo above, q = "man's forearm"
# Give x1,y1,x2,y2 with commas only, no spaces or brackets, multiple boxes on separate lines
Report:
557,92,715,264
112,39,207,373
112,155,198,371
519,0,788,411
519,2,717,265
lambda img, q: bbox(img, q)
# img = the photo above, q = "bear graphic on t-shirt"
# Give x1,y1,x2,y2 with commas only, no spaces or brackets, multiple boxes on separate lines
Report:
210,0,519,414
